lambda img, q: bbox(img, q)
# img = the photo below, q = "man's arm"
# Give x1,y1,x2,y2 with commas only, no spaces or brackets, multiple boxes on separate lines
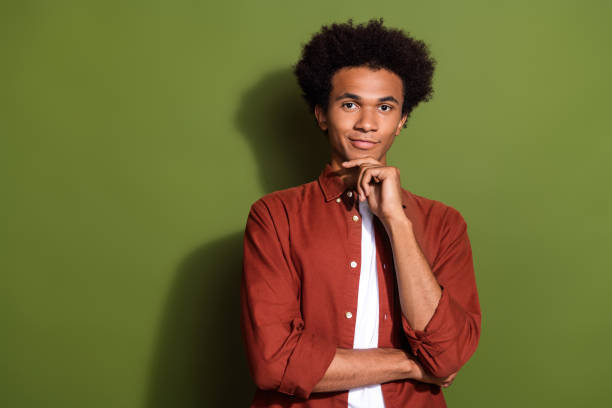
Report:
388,209,481,378
241,198,337,399
343,158,482,379
312,348,456,393
384,216,442,331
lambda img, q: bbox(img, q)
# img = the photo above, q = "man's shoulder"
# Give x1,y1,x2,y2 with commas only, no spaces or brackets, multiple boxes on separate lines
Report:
401,188,467,229
248,179,320,214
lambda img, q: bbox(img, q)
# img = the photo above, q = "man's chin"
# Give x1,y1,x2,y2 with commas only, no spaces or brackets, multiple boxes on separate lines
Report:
346,152,380,162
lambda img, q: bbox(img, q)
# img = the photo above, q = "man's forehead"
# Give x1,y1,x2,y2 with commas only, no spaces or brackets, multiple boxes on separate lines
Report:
330,66,403,100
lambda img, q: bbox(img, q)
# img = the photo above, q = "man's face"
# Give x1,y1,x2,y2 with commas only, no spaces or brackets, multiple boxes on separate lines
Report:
314,66,408,169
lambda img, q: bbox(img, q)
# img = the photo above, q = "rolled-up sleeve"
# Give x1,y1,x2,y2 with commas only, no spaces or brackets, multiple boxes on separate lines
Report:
240,199,337,399
401,207,481,379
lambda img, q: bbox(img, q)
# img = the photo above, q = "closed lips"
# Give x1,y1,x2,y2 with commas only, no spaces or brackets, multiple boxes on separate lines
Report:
349,138,378,143
348,138,379,150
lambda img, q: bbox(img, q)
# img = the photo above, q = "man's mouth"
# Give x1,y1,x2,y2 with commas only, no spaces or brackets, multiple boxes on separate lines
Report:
348,137,379,150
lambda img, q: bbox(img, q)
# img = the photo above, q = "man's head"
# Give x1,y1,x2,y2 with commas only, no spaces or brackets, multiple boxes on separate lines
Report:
293,18,436,166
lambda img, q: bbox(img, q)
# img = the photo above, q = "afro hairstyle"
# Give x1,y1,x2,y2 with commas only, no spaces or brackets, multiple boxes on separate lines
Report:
293,18,436,127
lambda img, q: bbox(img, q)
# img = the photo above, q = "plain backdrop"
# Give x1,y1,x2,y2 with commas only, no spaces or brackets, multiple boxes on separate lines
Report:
1,1,611,407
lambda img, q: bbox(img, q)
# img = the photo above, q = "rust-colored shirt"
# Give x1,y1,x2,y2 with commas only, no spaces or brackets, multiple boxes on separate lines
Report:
240,163,481,407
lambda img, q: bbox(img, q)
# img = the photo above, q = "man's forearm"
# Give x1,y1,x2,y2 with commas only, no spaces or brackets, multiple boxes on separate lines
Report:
311,348,414,392
384,215,442,331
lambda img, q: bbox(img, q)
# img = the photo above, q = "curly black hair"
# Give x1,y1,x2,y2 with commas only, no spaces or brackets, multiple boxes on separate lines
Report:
293,18,436,127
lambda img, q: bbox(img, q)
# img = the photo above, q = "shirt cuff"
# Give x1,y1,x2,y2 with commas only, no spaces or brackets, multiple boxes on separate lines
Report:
401,285,464,357
278,322,337,399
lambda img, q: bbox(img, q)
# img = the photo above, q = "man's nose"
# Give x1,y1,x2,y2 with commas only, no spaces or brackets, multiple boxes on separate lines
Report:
354,108,378,132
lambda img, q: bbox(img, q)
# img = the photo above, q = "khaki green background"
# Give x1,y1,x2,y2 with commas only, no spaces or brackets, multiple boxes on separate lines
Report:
2,0,611,407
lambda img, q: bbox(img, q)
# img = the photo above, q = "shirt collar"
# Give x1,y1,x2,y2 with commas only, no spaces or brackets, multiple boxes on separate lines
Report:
317,163,347,202
317,162,408,209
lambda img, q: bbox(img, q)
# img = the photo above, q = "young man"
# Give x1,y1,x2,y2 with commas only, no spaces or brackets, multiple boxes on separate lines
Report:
241,18,481,407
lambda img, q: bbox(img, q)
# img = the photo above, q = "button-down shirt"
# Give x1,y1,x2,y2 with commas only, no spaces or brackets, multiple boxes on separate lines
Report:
240,163,481,407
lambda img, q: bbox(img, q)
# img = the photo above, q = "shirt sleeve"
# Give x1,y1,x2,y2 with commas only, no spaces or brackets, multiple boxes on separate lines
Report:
240,198,337,399
401,207,481,379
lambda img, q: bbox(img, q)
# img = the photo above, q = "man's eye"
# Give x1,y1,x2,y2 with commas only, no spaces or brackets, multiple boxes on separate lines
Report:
379,104,392,112
342,102,357,109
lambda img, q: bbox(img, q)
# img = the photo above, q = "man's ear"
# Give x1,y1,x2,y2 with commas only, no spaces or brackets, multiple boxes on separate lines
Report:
395,113,408,135
314,104,328,131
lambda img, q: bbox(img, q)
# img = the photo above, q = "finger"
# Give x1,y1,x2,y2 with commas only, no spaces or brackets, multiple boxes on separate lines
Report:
361,170,371,200
363,166,385,190
342,157,382,168
358,165,378,200
357,168,370,201
354,165,366,200
446,373,458,382
441,374,456,387
355,165,368,200
361,167,384,199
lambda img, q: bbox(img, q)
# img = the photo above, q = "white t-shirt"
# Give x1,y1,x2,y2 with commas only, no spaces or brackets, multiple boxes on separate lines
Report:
347,200,386,408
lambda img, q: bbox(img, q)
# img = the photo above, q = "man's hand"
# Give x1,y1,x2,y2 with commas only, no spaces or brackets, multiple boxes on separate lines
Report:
341,157,406,224
409,357,457,388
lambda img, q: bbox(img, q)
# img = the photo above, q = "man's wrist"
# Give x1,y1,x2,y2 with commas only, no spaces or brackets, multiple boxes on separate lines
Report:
381,212,413,237
386,348,417,379
400,353,417,379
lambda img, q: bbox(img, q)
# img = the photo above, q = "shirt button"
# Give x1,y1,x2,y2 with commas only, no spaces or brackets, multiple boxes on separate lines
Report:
352,215,359,222
384,313,388,320
350,261,358,268
345,311,353,319
383,264,387,269
336,197,341,203
347,191,353,198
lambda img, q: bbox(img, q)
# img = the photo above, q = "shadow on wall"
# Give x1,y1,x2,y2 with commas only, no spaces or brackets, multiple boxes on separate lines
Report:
147,69,328,406
236,67,330,192
146,233,253,407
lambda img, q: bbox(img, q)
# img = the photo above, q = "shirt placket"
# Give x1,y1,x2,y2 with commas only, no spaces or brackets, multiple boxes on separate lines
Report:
337,189,362,348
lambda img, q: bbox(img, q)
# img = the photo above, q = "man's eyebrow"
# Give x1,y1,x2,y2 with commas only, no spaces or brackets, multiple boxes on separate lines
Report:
334,92,400,104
